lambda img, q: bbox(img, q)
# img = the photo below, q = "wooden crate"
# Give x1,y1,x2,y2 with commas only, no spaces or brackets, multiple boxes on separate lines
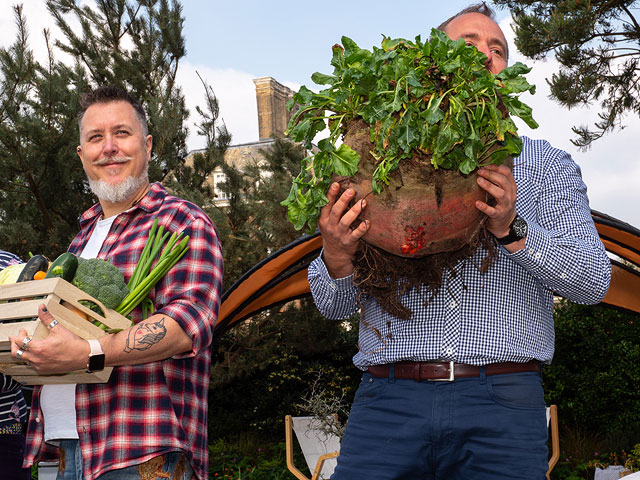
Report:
0,278,132,385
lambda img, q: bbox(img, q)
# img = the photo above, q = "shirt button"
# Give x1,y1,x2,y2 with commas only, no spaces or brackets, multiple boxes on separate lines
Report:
35,417,41,423
535,252,541,260
446,348,453,355
449,300,457,308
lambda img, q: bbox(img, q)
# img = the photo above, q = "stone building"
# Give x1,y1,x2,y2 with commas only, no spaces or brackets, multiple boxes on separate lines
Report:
187,76,296,206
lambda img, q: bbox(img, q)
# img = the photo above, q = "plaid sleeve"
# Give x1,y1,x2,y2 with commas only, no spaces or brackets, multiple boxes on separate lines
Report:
154,216,223,357
308,253,360,320
509,140,611,304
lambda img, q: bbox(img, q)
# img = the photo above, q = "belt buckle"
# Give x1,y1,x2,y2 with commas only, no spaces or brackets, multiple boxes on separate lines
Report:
430,361,455,381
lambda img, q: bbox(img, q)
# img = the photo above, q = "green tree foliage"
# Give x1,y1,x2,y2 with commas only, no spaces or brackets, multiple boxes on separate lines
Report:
495,0,640,148
208,136,361,446
209,302,360,443
0,5,92,258
208,137,307,290
544,300,640,443
46,0,189,179
169,74,231,208
0,1,193,259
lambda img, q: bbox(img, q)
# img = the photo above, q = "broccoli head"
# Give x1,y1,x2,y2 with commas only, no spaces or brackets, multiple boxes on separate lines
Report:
72,258,129,310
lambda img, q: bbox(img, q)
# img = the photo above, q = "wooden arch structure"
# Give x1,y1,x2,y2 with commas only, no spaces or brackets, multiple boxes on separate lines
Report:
214,211,640,339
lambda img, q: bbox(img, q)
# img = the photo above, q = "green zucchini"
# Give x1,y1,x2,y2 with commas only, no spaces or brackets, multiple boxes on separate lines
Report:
45,252,78,282
16,254,50,282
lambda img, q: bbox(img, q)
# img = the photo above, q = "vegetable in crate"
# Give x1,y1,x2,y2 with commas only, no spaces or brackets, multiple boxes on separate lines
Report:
45,252,78,281
116,218,190,318
0,263,26,284
16,255,49,282
72,258,129,311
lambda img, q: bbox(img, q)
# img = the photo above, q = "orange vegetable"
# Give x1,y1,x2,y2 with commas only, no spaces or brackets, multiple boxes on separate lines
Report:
61,300,89,320
33,270,47,280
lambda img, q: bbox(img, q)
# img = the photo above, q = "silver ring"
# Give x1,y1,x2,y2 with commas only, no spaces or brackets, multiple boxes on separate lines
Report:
16,349,24,360
21,336,32,351
48,319,59,329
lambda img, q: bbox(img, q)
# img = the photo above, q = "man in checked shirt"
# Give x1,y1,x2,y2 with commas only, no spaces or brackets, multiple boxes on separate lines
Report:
308,3,611,479
9,85,223,480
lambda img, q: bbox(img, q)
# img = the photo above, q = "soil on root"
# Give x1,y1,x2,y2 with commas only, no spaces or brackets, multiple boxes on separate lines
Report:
352,225,498,320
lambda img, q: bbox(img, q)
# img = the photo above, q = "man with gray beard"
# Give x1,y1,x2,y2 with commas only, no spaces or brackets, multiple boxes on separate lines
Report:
10,85,223,479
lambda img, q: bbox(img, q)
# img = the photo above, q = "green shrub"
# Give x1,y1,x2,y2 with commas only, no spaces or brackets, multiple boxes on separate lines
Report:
209,301,360,443
544,301,640,440
209,439,295,479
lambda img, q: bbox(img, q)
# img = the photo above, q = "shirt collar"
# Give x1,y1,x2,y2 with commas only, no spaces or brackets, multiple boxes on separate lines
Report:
78,182,168,228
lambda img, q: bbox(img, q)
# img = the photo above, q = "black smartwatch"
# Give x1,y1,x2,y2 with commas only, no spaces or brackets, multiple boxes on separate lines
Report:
496,214,528,245
86,339,105,373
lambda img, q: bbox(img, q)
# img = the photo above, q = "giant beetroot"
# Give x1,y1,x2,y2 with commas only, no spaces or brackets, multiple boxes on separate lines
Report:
283,29,537,258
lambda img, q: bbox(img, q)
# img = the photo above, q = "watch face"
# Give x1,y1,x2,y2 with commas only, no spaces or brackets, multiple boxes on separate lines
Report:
88,353,105,372
512,216,528,238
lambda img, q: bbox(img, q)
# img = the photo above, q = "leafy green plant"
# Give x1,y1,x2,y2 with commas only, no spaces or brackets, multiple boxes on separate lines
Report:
282,28,538,232
544,301,640,436
209,440,293,479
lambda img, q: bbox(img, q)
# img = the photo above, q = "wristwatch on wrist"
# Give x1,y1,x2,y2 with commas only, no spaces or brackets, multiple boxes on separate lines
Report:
496,214,528,245
86,338,105,373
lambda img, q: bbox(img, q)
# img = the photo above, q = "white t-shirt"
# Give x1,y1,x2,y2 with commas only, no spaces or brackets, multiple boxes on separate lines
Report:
40,215,116,443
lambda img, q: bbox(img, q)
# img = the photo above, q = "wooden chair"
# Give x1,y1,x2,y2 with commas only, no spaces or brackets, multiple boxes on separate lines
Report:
285,415,340,480
547,405,560,480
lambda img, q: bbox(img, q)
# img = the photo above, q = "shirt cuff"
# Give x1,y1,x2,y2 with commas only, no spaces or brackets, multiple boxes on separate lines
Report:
315,250,355,288
504,220,548,272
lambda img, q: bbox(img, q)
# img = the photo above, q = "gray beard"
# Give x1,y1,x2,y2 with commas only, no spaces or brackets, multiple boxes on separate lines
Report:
88,163,149,204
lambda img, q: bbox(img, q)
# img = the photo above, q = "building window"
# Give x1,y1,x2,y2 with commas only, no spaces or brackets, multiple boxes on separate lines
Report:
214,173,228,200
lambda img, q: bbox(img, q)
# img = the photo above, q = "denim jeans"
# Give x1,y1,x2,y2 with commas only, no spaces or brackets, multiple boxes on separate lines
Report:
56,440,193,480
331,368,548,479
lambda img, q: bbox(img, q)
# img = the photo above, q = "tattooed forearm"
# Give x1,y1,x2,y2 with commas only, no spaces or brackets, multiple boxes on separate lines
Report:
124,318,167,353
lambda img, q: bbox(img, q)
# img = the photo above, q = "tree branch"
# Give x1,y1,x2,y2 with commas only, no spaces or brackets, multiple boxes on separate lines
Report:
621,4,640,35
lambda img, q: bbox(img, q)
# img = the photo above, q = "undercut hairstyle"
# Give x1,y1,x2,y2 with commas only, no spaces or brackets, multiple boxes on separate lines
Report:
437,2,496,30
78,85,149,137
437,2,509,60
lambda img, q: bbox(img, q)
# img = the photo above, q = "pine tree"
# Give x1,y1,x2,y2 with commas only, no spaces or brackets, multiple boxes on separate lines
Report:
494,0,640,148
0,5,92,258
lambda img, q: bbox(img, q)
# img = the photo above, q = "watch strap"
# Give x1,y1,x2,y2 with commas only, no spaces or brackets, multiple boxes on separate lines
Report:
88,338,103,356
496,214,527,245
496,231,520,245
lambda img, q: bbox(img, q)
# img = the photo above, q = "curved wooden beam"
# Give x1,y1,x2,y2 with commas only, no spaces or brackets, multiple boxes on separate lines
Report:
215,211,640,338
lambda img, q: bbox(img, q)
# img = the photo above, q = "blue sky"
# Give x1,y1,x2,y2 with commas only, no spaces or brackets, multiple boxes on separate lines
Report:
181,1,511,86
2,1,639,227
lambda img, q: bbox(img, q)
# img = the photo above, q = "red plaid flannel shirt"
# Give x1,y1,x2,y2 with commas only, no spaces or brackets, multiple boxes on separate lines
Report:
23,183,223,480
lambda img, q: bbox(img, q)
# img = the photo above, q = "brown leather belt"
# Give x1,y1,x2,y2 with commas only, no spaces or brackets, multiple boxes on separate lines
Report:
367,360,541,382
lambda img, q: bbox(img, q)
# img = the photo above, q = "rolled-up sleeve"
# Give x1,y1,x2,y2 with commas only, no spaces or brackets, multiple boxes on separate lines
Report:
155,216,224,357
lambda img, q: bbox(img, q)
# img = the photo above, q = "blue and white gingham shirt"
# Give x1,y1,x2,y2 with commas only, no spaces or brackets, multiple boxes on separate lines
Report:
309,137,612,369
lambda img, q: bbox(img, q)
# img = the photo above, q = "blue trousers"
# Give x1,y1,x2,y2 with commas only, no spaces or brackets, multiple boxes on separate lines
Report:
332,368,548,480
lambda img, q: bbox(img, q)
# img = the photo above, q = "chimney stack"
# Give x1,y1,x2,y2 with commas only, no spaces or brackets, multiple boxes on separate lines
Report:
253,77,295,141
